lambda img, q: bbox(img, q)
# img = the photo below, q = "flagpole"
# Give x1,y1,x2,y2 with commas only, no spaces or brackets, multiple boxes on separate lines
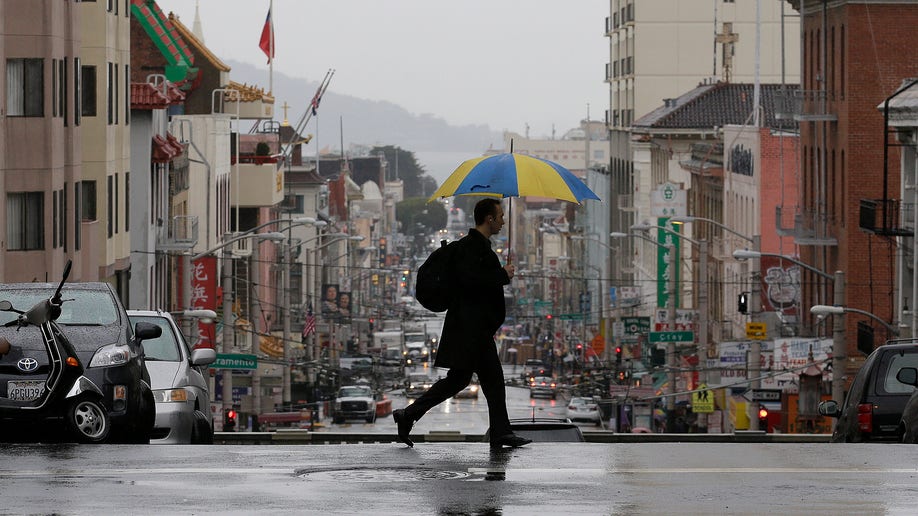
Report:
508,139,513,266
269,0,273,93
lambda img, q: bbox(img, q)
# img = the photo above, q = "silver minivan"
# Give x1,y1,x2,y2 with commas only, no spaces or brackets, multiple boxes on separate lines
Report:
127,310,216,444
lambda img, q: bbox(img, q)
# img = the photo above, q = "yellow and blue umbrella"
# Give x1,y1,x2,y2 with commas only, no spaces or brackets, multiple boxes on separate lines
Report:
428,153,601,204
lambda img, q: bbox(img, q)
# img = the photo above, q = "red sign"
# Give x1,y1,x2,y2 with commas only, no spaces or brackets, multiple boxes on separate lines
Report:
189,256,217,349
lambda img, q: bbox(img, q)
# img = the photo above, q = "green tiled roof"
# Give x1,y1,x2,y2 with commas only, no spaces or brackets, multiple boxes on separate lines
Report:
131,0,194,73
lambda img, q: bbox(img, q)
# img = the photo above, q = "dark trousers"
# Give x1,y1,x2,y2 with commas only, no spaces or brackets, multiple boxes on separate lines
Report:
403,343,511,440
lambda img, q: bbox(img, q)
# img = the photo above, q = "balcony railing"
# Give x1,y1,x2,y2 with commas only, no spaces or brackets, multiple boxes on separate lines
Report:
859,199,915,237
773,89,837,122
773,205,838,246
156,215,198,251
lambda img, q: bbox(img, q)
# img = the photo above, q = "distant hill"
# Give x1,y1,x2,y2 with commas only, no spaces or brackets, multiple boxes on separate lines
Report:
227,60,502,154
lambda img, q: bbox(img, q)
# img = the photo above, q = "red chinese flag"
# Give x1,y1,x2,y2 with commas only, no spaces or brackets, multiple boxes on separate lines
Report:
259,8,274,63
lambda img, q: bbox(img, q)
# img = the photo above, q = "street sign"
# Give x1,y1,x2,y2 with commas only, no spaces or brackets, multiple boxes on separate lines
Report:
746,322,767,340
692,384,715,413
751,389,782,401
622,316,650,336
214,353,257,370
649,331,694,343
559,313,584,321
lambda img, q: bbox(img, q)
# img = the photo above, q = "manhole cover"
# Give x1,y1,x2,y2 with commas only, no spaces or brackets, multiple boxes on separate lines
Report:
297,465,470,482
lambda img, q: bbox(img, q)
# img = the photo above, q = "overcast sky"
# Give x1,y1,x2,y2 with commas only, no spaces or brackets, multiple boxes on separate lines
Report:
156,0,608,139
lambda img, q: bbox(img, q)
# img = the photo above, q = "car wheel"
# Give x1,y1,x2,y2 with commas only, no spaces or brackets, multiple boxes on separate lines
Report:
65,398,110,443
191,410,214,445
333,417,344,424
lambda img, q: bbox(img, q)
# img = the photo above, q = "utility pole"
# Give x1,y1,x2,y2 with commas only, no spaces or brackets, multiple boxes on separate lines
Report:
249,243,262,418
221,233,234,418
832,270,846,426
282,241,292,407
665,243,677,432
748,235,762,431
698,239,709,386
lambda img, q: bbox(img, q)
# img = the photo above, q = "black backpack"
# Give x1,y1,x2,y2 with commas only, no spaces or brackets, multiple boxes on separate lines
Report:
415,239,458,312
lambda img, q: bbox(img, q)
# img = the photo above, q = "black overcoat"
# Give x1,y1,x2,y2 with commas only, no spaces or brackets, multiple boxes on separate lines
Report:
433,228,509,370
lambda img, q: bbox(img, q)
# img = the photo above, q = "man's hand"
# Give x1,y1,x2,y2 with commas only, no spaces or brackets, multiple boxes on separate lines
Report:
504,264,515,279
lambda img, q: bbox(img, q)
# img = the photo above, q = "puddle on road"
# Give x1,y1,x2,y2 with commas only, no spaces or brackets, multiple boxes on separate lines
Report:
296,465,472,482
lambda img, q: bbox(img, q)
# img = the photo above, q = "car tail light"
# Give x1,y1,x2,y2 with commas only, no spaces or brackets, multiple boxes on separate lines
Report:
857,403,873,433
550,382,556,388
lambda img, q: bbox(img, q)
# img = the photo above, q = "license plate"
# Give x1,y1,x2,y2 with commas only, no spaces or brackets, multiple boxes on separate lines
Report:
7,380,45,401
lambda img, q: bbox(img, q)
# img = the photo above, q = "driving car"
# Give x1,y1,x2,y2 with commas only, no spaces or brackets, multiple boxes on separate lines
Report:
818,340,918,442
521,358,548,381
0,282,158,443
454,375,480,399
127,310,217,444
405,372,433,398
566,396,601,424
529,376,557,400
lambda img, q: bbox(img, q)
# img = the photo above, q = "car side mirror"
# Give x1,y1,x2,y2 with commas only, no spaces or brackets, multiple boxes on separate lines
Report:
134,321,162,341
897,367,918,387
190,347,217,367
817,400,841,418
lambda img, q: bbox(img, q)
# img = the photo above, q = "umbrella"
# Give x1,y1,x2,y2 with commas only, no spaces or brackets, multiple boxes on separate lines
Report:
428,147,601,262
428,152,600,204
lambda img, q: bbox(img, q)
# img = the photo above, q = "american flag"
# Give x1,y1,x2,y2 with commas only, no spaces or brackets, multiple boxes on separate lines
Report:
302,306,316,339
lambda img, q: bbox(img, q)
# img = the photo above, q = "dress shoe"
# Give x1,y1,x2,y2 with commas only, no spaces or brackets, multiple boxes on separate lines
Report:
392,409,414,448
490,432,532,449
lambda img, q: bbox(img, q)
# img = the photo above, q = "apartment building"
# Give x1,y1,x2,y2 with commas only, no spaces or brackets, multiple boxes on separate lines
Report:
1,1,83,283
606,0,800,285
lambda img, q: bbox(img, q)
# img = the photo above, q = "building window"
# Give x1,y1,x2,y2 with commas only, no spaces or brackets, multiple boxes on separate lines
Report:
81,180,97,221
107,62,114,125
124,173,129,229
107,175,113,237
61,187,68,252
6,58,44,117
52,59,59,118
74,58,82,125
53,190,59,249
74,182,82,251
124,64,130,125
81,65,96,117
61,58,68,126
7,192,44,251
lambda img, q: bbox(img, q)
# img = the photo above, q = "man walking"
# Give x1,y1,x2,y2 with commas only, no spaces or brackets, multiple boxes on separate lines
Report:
393,198,531,449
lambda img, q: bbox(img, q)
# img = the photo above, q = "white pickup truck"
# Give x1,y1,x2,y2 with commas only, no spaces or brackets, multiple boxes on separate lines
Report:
332,385,377,424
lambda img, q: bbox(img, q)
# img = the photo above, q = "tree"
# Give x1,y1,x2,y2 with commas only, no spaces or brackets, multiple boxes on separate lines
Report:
370,145,437,198
396,198,447,237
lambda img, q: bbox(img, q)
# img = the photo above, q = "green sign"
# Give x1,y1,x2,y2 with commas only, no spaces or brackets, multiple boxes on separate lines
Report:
214,353,257,370
649,331,694,343
559,313,584,321
622,316,651,336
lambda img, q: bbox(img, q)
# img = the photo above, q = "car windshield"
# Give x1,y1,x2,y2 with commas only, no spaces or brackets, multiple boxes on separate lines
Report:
0,288,119,326
339,387,372,398
128,315,183,362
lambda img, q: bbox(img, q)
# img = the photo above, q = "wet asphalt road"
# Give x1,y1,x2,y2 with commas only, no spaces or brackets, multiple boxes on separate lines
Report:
2,441,918,514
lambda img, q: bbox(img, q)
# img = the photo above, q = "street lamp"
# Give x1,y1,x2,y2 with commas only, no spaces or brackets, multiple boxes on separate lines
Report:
733,249,845,417
192,231,285,418
611,231,678,432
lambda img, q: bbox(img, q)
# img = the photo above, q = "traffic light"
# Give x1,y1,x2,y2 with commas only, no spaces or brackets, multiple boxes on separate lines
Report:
545,314,553,320
737,291,749,314
400,269,409,288
224,408,237,432
369,318,375,332
758,406,768,432
615,345,623,365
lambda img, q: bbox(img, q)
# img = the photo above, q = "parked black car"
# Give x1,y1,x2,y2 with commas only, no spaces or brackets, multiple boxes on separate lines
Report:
894,366,918,443
818,341,918,442
0,282,159,443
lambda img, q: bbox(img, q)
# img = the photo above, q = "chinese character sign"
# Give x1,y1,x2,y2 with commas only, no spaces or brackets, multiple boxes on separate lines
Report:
191,256,217,348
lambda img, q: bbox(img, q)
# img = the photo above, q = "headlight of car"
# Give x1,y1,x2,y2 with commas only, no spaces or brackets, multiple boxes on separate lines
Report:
89,343,132,367
153,388,189,403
